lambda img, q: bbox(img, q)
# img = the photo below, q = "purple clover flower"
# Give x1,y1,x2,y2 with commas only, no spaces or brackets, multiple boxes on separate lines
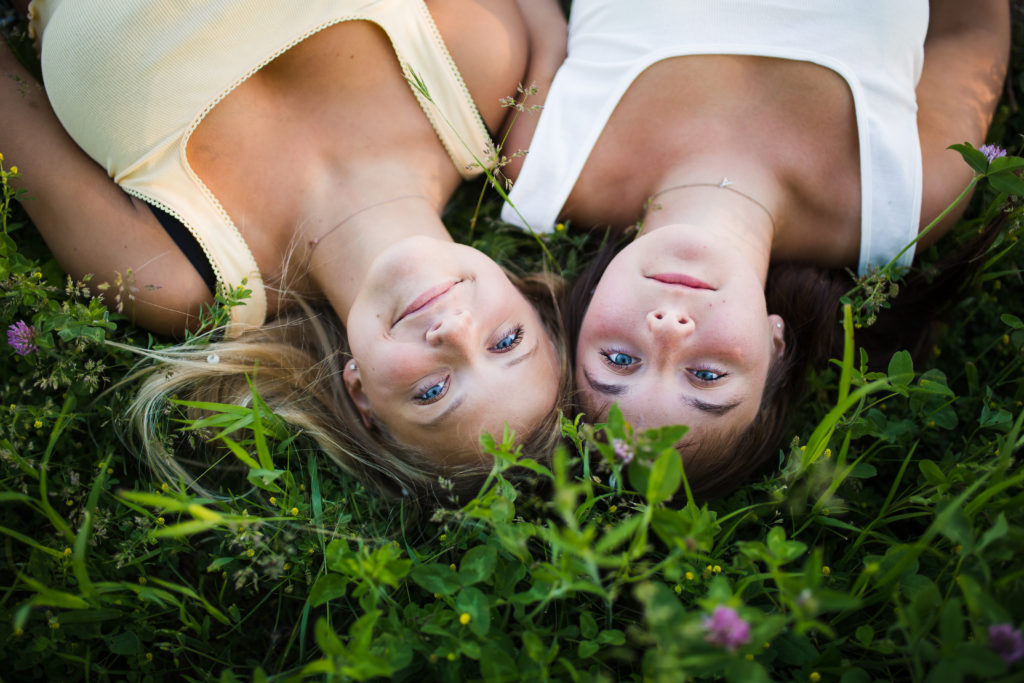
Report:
7,320,38,356
989,623,1024,664
980,144,1007,164
703,605,751,652
612,439,634,465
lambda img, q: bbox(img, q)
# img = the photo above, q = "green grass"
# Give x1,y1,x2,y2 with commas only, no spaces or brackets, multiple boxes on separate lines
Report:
2,12,1024,683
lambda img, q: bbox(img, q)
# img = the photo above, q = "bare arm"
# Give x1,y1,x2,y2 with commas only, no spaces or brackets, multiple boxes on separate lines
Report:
499,0,567,181
916,0,1009,247
0,41,211,335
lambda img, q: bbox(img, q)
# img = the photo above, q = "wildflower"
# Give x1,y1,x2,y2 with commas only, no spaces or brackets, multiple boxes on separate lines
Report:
988,623,1024,664
63,547,72,557
810,673,821,682
703,606,751,652
822,566,831,576
246,549,255,558
145,653,153,662
612,439,634,465
459,612,471,625
685,571,695,581
980,144,1007,164
7,321,38,356
440,534,447,541
33,420,42,429
555,222,566,232
449,563,457,571
138,577,147,585
269,497,277,505
673,584,682,594
290,507,299,516
9,166,17,174
156,517,165,525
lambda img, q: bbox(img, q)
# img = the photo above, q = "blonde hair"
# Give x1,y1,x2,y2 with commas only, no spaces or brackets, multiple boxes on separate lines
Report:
124,271,571,501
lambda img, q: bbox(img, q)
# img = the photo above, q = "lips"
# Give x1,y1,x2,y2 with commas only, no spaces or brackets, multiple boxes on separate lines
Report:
393,280,460,326
647,273,715,290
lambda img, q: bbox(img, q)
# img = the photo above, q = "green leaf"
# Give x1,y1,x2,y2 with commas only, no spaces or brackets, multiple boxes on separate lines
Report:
988,170,1024,195
578,640,600,659
411,563,461,595
309,573,349,607
106,630,141,656
314,617,346,657
456,586,491,637
479,643,518,683
580,611,598,640
1000,313,1024,329
458,545,497,586
887,350,914,386
949,143,989,174
855,624,874,647
646,448,683,505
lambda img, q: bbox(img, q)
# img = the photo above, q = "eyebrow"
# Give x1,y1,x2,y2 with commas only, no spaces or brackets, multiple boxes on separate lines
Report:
583,369,742,416
422,395,465,429
505,342,539,368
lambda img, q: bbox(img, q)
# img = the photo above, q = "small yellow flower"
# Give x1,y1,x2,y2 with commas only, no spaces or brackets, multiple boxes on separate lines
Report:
291,507,299,516
283,563,291,571
763,642,771,649
706,564,713,572
685,571,695,581
439,534,447,541
33,420,42,429
673,584,682,594
246,549,255,558
809,673,821,683
160,483,169,492
608,505,618,513
145,653,153,662
48,619,59,630
822,566,831,576
450,563,457,571
138,577,147,585
300,484,306,491
713,565,722,574
63,547,72,557
9,404,15,410
1003,334,1011,345
459,612,471,625
222,571,228,579
106,468,114,475
156,517,165,525
555,222,566,232
0,152,4,162
65,499,73,507
745,654,754,661
269,497,277,505
446,652,456,661
9,166,17,174
823,448,832,459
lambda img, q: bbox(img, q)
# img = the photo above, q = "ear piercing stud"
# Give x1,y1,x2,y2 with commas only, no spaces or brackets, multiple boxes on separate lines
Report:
349,363,356,371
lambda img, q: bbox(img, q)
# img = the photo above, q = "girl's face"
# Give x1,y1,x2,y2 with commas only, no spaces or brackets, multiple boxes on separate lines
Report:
575,225,785,437
344,237,560,465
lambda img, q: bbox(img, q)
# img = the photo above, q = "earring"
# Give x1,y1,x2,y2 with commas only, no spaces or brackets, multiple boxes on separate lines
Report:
348,363,356,371
776,322,782,329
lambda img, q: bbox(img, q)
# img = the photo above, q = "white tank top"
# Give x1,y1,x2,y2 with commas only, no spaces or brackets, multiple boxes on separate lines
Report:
502,0,928,274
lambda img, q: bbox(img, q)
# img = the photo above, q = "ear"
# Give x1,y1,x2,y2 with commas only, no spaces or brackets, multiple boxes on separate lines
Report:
768,314,786,360
343,362,374,429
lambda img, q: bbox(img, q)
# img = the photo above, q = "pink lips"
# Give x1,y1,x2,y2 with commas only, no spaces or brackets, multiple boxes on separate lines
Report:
648,273,715,290
394,280,459,325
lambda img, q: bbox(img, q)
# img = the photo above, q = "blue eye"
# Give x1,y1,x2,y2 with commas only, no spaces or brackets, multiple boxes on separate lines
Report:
414,377,447,404
602,350,639,368
691,368,724,383
492,325,524,352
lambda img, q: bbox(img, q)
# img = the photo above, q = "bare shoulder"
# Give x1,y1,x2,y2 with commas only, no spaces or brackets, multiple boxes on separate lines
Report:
917,0,1009,247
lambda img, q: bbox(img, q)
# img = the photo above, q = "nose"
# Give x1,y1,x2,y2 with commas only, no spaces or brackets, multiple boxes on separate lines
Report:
646,308,694,346
425,309,475,353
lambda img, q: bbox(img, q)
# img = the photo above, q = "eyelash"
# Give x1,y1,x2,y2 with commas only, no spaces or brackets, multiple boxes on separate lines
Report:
491,324,525,353
600,350,727,384
689,367,727,384
413,376,449,404
600,349,640,370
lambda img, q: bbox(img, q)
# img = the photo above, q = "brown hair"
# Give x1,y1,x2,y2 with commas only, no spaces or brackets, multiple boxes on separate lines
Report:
562,217,1007,500
123,270,571,503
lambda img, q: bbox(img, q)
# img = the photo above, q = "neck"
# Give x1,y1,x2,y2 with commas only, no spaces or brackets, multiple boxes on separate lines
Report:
307,195,450,320
641,169,780,282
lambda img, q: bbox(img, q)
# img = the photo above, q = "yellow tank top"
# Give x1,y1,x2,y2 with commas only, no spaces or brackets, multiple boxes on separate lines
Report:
30,0,495,334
